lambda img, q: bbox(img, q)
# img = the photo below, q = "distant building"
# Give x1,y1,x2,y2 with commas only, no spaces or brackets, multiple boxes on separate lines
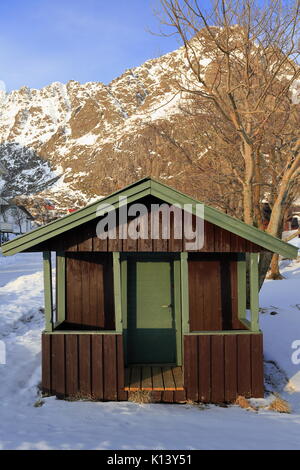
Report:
0,198,35,242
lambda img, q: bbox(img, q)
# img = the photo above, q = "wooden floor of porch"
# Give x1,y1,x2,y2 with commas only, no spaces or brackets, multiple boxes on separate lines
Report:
124,366,184,391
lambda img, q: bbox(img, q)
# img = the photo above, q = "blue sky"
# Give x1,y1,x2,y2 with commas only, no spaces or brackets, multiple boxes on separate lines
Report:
0,0,181,92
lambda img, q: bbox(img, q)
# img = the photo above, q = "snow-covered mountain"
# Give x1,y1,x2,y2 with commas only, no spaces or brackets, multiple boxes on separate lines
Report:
0,45,195,211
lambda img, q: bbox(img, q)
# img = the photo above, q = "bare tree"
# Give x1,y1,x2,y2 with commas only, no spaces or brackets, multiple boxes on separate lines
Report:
156,0,300,280
8,206,28,234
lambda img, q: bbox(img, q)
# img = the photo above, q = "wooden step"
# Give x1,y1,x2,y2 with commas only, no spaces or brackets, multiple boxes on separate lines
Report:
124,366,184,391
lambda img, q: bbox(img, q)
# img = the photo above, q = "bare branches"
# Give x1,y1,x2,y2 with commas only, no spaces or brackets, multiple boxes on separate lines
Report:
156,0,300,232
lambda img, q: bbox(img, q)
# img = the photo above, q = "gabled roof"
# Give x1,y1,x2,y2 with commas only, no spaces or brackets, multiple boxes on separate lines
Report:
1,177,298,258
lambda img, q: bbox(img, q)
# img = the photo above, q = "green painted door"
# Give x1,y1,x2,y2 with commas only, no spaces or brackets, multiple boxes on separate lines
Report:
127,259,179,365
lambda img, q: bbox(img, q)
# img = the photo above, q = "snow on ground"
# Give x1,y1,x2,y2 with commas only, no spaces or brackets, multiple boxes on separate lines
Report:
0,252,300,449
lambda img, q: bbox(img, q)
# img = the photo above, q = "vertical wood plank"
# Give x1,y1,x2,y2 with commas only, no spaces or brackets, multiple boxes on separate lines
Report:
42,334,52,395
211,335,225,403
237,335,251,397
93,217,108,251
103,335,117,400
80,255,90,326
65,227,78,252
79,335,91,396
51,334,65,398
236,236,246,252
198,335,211,403
91,335,104,400
77,223,93,251
65,334,78,397
117,335,128,400
151,204,168,252
215,227,231,252
201,220,215,252
162,391,174,403
184,335,198,401
173,390,187,403
107,222,123,252
224,335,237,402
169,206,183,252
189,258,222,331
137,211,153,252
251,334,264,398
66,255,82,325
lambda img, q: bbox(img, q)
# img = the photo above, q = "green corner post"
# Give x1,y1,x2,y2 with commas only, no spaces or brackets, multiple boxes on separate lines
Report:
43,251,53,331
56,252,66,325
113,252,122,333
249,253,259,332
237,253,247,324
180,252,189,334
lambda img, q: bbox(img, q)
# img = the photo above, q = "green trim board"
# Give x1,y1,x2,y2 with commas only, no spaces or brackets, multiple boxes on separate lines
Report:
43,252,53,332
186,330,262,335
43,330,120,335
1,184,151,256
180,252,189,334
237,254,247,322
249,253,259,332
150,180,297,259
113,252,122,333
240,318,252,330
2,177,297,259
56,252,65,324
174,258,182,365
121,257,128,362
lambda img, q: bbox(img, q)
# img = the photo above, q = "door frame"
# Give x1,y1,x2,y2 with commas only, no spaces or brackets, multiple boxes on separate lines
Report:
120,252,182,366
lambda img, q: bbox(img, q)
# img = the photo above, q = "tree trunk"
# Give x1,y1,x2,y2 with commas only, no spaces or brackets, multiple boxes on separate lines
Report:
242,140,254,225
258,251,273,290
267,253,284,280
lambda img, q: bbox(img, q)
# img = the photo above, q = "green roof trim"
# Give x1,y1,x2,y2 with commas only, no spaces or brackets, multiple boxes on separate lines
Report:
1,177,298,259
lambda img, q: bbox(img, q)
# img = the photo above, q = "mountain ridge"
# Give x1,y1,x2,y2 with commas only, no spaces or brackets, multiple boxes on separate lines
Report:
0,44,193,215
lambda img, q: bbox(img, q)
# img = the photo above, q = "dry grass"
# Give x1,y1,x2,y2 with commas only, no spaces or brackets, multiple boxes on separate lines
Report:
33,398,45,408
128,390,153,404
64,392,98,402
235,395,257,411
268,395,291,414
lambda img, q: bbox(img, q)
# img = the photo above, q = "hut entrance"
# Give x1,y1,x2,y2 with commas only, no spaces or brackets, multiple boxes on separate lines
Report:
126,257,181,365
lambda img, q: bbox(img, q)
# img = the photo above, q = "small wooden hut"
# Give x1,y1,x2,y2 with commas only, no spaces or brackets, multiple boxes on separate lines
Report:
2,178,297,403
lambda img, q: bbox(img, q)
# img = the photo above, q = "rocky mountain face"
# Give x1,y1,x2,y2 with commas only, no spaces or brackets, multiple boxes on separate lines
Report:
0,44,199,214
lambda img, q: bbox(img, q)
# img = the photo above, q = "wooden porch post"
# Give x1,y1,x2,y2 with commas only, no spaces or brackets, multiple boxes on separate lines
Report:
43,251,53,331
249,253,259,332
113,252,122,333
180,252,189,334
237,254,247,323
56,252,66,325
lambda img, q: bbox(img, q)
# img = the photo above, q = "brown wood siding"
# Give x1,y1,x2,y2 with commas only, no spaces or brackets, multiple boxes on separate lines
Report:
34,197,266,253
188,254,245,331
188,257,222,331
65,253,115,330
184,334,264,403
42,333,128,401
42,332,263,403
